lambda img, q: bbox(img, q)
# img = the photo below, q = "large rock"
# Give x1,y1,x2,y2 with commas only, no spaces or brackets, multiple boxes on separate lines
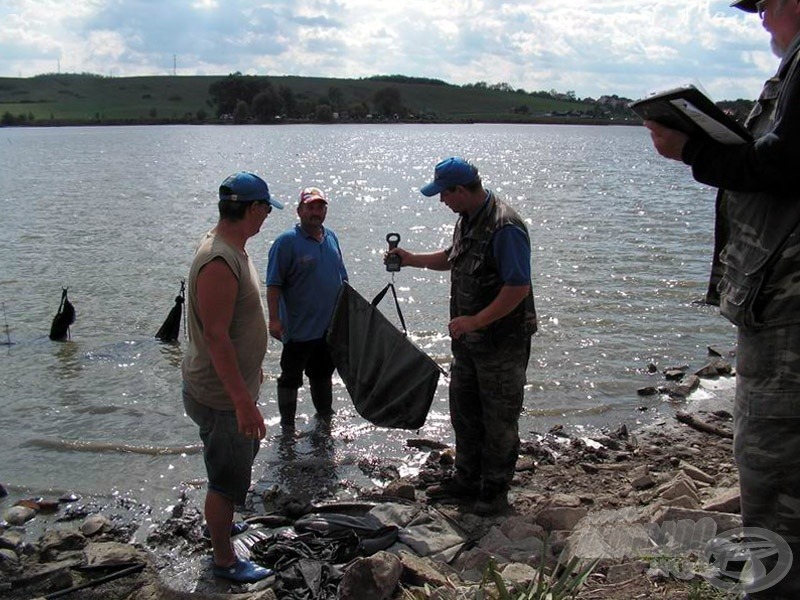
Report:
85,542,144,567
477,525,544,564
678,461,716,485
450,546,496,579
397,550,453,588
500,562,538,587
382,481,416,501
6,558,80,588
0,547,20,567
39,528,86,560
548,493,582,508
695,359,732,377
651,507,742,539
0,529,25,550
566,507,655,561
702,487,740,514
338,551,402,600
478,526,513,555
629,465,656,490
499,516,545,542
662,495,700,510
4,506,36,525
535,506,588,532
81,514,111,537
656,474,700,504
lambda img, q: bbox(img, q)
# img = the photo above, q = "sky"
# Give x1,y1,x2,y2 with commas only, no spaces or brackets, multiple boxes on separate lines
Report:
0,0,783,101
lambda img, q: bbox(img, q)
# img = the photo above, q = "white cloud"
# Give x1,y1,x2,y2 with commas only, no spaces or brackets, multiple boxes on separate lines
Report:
0,0,778,100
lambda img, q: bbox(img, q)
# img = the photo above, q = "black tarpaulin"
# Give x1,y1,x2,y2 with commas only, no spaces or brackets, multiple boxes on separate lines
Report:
326,282,444,430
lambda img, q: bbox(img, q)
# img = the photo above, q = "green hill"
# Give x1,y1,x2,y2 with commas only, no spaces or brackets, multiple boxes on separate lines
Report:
0,73,633,126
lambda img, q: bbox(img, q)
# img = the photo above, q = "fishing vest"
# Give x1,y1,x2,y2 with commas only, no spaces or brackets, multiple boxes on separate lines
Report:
448,192,537,348
709,45,800,328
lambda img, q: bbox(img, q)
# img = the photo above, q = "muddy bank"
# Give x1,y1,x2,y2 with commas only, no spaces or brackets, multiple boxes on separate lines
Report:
0,354,742,599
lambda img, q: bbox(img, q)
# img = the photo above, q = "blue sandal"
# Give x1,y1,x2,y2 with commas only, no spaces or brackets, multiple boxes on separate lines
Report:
212,558,273,583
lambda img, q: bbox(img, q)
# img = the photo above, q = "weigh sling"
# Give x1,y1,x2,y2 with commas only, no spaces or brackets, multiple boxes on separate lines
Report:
326,282,444,429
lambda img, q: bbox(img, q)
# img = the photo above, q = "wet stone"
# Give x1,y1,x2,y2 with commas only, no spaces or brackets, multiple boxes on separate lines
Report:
39,528,86,558
81,514,111,537
36,500,60,514
0,547,20,566
339,551,402,600
4,506,36,526
0,529,25,550
85,541,143,567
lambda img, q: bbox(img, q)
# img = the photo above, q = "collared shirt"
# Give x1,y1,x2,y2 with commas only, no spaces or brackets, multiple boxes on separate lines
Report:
779,31,800,73
266,224,348,342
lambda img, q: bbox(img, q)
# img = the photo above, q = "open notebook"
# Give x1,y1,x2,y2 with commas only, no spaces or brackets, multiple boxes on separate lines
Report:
629,84,752,144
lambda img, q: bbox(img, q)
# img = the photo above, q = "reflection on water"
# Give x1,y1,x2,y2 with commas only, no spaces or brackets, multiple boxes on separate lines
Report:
157,342,184,369
269,421,338,504
54,340,81,380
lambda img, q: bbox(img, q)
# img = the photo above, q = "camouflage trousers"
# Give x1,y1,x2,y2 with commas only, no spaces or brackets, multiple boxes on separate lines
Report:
449,335,530,497
735,324,800,599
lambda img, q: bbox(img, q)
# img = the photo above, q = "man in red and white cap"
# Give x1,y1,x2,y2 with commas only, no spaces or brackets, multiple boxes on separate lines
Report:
266,186,348,429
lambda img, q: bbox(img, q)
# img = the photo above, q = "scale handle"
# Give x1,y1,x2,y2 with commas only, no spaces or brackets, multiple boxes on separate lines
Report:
385,233,401,272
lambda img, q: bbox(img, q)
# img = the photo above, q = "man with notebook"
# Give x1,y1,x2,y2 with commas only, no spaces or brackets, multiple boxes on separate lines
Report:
645,2,800,598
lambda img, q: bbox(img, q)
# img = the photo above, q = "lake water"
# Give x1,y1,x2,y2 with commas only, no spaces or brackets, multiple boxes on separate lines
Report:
0,123,736,514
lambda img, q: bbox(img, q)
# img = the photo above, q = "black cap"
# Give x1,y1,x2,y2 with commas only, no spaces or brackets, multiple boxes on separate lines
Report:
730,0,757,13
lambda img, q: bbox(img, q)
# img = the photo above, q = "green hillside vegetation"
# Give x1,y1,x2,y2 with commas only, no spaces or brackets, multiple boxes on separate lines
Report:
0,72,640,126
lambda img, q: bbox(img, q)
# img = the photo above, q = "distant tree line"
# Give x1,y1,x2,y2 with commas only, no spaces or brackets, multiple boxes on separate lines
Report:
207,72,640,125
1,111,35,125
0,71,756,127
209,72,406,123
366,74,449,86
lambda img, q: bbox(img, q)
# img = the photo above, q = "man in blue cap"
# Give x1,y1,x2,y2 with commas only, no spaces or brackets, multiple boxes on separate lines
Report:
386,157,537,516
182,171,282,583
646,2,800,597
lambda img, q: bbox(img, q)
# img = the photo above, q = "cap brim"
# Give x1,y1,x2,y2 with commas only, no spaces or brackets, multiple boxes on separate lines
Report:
420,182,443,197
269,198,284,210
730,0,757,12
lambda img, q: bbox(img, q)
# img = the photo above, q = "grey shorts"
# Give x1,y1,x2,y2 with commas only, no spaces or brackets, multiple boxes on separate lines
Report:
183,391,260,505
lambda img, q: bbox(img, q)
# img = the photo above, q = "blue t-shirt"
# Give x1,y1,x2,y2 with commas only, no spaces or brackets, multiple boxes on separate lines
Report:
266,225,348,342
493,225,531,285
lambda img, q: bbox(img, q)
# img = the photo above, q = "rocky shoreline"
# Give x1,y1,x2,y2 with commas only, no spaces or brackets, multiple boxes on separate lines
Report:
0,352,743,600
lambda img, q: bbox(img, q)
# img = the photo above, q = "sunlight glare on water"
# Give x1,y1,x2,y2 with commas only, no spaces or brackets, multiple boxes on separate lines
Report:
0,123,736,507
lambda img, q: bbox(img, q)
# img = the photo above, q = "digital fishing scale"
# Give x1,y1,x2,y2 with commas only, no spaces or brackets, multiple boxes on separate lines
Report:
385,232,401,272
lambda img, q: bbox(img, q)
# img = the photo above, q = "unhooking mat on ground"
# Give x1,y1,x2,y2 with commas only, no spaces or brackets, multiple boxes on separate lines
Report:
243,502,469,600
